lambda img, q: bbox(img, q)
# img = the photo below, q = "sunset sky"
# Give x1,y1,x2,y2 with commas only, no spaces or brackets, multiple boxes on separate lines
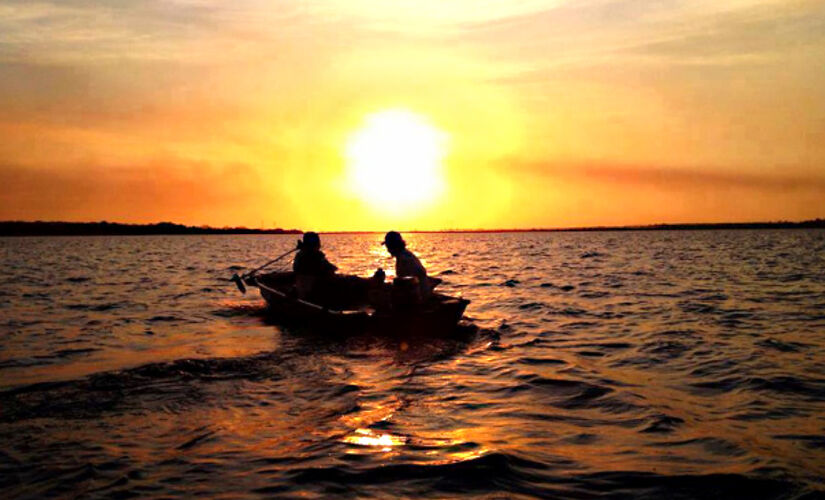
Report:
1,0,824,230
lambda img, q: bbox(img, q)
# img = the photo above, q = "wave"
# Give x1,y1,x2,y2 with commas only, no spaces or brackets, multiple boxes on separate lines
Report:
284,451,559,497
0,353,289,422
688,375,825,401
282,452,813,499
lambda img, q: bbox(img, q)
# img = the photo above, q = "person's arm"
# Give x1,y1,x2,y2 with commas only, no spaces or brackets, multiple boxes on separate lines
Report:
319,252,337,274
395,255,408,278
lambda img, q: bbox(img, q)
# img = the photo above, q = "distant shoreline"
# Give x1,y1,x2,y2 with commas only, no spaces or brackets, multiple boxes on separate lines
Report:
1,219,823,236
406,219,825,234
0,221,302,237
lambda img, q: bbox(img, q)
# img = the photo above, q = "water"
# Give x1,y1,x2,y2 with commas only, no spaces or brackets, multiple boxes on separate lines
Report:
1,231,824,498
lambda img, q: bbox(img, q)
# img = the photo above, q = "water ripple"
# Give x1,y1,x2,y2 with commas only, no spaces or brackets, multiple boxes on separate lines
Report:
1,231,824,497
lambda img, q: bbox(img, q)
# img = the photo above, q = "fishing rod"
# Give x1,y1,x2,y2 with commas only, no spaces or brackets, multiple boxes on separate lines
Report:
230,246,298,294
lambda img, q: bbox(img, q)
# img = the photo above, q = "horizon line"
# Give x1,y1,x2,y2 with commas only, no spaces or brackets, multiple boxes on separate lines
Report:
1,218,824,236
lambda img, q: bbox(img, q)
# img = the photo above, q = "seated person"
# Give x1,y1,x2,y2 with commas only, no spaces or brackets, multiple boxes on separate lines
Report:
382,231,431,305
293,232,337,300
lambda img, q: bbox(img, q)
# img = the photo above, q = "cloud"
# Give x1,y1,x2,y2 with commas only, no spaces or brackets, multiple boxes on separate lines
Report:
454,0,825,70
0,160,287,226
0,0,348,66
510,160,825,193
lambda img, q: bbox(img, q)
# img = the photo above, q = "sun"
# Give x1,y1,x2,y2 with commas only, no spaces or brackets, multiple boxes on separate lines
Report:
346,109,447,212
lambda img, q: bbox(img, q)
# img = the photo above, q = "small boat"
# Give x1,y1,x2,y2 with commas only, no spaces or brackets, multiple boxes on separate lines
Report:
247,271,470,336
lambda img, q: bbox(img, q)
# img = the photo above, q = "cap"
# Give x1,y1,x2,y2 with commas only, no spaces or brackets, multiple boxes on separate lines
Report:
301,231,321,248
382,231,404,247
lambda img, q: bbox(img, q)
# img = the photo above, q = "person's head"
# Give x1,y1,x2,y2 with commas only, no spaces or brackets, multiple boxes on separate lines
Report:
382,231,405,255
299,231,321,250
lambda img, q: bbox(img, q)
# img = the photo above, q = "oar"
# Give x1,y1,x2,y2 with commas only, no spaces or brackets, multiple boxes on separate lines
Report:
231,245,299,294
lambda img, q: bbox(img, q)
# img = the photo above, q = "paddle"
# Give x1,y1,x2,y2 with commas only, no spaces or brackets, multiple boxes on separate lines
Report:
231,244,299,294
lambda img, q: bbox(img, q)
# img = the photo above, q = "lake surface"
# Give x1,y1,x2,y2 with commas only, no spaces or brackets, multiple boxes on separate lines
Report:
1,231,824,498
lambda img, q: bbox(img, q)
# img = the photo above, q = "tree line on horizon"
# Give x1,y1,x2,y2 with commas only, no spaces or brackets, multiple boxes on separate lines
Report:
0,219,823,236
0,221,302,236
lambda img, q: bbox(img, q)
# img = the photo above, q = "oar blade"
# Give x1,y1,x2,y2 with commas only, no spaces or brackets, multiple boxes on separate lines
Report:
231,273,247,294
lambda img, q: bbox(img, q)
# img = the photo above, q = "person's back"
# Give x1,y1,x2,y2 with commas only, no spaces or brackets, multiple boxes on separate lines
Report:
293,232,336,300
395,248,429,298
293,247,336,276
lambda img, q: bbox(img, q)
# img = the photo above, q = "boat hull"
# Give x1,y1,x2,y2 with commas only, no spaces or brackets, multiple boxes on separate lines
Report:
254,273,469,337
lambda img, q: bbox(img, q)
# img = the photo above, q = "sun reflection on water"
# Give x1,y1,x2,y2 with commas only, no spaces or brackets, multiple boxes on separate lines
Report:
343,428,407,452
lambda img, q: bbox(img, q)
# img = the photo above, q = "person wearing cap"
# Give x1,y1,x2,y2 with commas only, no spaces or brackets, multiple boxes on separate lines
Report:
293,232,337,300
382,231,431,302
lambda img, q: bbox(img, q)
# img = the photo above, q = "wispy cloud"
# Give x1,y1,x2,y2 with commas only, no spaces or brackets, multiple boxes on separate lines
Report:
454,0,825,69
0,160,275,225
511,160,825,192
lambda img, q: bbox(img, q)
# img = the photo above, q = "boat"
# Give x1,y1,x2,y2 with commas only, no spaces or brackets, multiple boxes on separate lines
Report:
246,271,470,336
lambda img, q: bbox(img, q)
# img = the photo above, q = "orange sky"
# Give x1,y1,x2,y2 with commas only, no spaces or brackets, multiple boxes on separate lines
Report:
1,0,824,230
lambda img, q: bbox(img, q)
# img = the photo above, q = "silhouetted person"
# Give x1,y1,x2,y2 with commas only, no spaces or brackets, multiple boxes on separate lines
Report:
382,231,431,303
293,232,337,300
